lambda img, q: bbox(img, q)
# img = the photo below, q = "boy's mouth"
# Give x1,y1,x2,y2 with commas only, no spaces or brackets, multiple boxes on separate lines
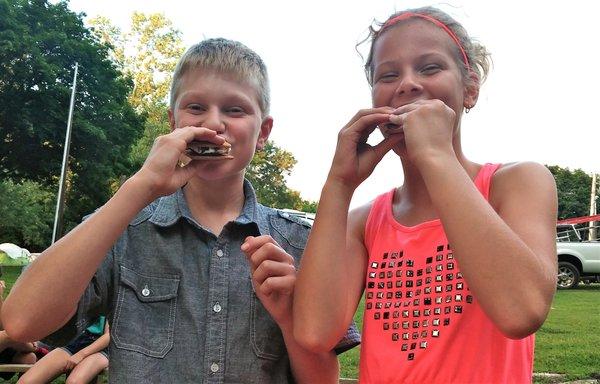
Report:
185,141,234,160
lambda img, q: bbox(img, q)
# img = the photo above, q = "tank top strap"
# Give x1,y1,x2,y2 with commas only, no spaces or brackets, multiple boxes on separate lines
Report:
474,163,502,200
364,189,395,250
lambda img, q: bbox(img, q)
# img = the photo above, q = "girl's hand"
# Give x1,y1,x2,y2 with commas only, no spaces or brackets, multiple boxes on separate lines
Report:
329,107,404,190
389,99,457,168
133,126,227,198
64,352,84,372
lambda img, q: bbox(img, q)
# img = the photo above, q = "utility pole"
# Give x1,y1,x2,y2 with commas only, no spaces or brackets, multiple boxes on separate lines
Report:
52,62,78,244
590,173,597,241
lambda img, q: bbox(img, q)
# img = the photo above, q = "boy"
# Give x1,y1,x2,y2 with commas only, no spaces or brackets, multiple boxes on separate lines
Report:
2,38,359,383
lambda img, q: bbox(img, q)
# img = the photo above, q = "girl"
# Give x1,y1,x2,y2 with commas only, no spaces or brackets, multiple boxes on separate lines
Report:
293,6,557,383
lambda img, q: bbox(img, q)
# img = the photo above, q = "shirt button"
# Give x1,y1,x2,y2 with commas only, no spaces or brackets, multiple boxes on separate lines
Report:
141,286,150,297
210,362,219,373
216,249,224,257
282,212,290,218
213,302,222,313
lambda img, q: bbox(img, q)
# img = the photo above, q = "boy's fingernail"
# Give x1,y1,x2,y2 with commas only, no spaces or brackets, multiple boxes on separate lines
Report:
241,243,249,251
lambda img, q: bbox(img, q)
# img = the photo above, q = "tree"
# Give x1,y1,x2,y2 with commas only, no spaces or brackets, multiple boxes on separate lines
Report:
0,0,144,235
547,165,595,220
88,12,319,211
89,13,184,170
0,179,55,251
246,142,316,210
89,12,184,112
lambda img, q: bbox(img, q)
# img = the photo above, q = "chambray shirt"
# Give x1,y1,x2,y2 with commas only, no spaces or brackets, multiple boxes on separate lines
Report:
45,180,360,384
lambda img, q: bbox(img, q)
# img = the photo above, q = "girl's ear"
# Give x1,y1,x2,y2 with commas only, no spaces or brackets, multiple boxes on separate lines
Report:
256,116,273,150
463,72,480,110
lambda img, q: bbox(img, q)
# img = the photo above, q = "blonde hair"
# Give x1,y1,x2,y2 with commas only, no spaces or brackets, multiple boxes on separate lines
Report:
169,38,270,116
362,6,491,88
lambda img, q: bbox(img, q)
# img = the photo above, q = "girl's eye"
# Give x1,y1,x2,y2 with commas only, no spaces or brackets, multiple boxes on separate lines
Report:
377,73,398,83
421,64,441,74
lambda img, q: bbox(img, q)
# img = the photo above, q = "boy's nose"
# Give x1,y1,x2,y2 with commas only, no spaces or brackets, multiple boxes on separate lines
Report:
200,108,225,133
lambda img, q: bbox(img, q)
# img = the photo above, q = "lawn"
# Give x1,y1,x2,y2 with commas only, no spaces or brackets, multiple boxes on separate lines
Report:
2,266,598,383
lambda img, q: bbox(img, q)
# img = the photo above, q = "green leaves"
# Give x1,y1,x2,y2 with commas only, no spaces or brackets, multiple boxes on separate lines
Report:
547,165,596,220
0,0,144,240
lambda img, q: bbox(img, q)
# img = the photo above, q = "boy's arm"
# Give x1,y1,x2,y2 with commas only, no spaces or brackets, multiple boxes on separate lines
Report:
2,126,224,342
242,236,339,384
2,177,154,342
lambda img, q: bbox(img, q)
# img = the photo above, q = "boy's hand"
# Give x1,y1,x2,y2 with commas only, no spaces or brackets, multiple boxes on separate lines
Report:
134,126,228,198
242,236,296,328
328,107,404,190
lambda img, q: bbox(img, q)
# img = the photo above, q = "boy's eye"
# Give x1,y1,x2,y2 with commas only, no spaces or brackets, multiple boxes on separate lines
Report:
187,104,205,112
226,106,246,115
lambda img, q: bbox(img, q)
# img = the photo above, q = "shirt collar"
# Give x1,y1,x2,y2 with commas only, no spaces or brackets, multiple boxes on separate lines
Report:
149,179,268,236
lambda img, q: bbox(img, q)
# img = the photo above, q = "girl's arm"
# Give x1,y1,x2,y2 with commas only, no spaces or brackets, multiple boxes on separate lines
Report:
65,323,110,371
393,100,557,339
293,184,370,352
72,323,111,361
419,158,557,339
2,127,226,342
294,108,403,352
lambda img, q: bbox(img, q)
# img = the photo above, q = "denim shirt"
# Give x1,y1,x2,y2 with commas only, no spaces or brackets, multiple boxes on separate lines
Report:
45,180,360,384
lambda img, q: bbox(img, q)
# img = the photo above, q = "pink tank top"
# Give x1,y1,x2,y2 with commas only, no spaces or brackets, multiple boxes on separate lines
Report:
360,163,534,383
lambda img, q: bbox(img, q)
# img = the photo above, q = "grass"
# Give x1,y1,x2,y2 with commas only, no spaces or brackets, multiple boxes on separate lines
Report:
533,285,600,381
2,267,598,382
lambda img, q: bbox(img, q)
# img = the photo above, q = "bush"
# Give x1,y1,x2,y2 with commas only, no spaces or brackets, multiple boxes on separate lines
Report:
0,179,54,251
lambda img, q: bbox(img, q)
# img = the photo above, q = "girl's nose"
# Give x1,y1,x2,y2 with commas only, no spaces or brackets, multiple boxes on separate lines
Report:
395,72,423,97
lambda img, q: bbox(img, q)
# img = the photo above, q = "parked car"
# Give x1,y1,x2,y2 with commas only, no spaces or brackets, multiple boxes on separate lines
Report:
556,218,600,289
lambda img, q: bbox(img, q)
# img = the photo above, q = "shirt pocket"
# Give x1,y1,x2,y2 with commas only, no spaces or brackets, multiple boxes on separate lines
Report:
113,265,180,358
249,290,287,361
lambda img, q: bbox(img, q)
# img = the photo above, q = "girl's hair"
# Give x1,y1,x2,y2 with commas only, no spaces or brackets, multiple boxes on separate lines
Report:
362,6,491,88
169,38,270,116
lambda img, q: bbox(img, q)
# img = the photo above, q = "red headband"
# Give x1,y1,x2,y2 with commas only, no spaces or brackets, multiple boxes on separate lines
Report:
381,12,471,71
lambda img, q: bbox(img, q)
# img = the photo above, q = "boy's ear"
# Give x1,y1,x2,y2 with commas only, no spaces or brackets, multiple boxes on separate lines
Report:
463,73,480,110
168,109,176,132
256,116,273,150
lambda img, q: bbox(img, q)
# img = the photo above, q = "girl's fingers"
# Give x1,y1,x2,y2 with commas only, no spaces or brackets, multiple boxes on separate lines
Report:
344,107,395,128
371,132,405,160
391,100,424,115
388,113,407,127
344,112,395,139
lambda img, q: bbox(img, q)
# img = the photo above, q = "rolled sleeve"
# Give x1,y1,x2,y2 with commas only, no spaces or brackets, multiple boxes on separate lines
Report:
334,321,361,355
43,249,114,347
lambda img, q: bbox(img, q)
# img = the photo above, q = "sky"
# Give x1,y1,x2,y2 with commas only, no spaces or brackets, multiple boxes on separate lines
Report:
66,0,599,208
